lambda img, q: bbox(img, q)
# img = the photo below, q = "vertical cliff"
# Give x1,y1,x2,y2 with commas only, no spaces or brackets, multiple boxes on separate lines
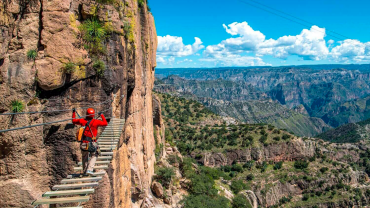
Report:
0,0,158,207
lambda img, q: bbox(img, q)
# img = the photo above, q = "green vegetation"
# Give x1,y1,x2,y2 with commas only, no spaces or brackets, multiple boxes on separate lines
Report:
317,122,364,143
155,167,175,188
93,60,106,78
180,158,230,208
62,61,76,74
11,100,24,113
95,0,114,4
230,179,248,194
79,18,111,54
158,91,369,208
294,160,309,170
232,194,252,208
26,49,37,60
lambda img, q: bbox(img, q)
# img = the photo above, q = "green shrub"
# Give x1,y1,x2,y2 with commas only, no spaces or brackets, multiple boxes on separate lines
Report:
246,174,254,181
230,179,247,194
63,62,76,74
294,160,309,170
11,100,24,113
274,161,283,170
79,18,110,54
259,135,267,144
182,194,230,208
320,167,329,173
302,194,309,201
232,194,252,208
243,161,254,170
282,134,291,140
155,167,175,188
95,0,115,4
93,60,106,78
231,164,243,172
27,49,37,60
273,136,280,141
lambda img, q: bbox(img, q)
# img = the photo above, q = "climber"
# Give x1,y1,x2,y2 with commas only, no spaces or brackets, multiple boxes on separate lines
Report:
72,108,108,176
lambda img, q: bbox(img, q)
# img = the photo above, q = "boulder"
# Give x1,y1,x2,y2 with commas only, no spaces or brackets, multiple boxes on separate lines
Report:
151,181,164,198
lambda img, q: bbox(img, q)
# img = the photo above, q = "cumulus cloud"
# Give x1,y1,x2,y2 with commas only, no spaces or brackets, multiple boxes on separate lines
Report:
330,39,370,62
157,35,204,57
200,54,270,67
156,56,175,65
204,22,329,62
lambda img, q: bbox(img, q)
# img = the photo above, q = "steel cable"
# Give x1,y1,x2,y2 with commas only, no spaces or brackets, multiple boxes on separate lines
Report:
0,107,114,133
0,95,124,133
0,95,116,116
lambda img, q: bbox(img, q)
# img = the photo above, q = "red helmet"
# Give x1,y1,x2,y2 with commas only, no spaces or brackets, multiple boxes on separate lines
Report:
86,108,95,119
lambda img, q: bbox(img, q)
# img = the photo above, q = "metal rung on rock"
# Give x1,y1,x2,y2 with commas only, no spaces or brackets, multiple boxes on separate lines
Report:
61,177,103,184
77,161,110,166
43,189,95,197
74,166,108,171
31,196,89,205
97,156,112,160
52,182,99,190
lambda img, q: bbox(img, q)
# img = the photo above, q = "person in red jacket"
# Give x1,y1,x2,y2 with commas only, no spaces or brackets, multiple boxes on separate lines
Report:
73,108,107,175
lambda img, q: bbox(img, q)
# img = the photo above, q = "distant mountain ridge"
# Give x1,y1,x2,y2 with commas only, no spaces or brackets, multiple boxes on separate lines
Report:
317,118,370,143
154,76,331,137
156,66,370,129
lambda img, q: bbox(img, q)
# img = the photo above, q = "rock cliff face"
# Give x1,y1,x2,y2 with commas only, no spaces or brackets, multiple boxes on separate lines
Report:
0,0,158,207
194,138,316,167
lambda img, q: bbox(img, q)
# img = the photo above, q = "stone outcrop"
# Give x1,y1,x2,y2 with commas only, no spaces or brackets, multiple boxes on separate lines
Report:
0,0,158,207
194,138,316,167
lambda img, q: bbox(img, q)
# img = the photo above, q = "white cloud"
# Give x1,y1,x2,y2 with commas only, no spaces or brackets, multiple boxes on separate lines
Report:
330,39,370,62
156,56,175,65
200,54,270,67
157,35,204,57
205,22,330,62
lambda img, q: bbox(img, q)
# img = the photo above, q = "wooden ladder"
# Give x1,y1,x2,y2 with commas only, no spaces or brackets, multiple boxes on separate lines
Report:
31,118,125,208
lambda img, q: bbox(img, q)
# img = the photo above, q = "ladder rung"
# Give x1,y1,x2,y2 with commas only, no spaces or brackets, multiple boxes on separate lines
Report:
97,156,112,160
100,152,114,156
77,161,110,166
32,196,89,205
100,148,116,151
43,189,95,197
52,182,99,190
61,177,103,183
74,166,108,171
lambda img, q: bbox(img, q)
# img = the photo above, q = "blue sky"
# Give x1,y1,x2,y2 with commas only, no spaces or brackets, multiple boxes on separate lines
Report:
150,0,370,68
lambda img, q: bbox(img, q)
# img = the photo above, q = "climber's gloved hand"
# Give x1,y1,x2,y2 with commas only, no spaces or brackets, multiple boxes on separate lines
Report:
72,108,76,113
98,111,102,116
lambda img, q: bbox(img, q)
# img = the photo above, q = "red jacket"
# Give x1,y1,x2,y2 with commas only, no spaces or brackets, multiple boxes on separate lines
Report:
72,112,108,138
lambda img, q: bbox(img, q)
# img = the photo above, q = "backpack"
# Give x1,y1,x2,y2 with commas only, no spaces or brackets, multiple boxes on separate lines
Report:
76,120,95,142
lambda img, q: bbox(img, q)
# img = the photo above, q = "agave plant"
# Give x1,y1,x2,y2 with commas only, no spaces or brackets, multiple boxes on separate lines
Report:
79,18,107,53
11,100,24,113
93,60,106,78
63,61,76,74
27,49,37,60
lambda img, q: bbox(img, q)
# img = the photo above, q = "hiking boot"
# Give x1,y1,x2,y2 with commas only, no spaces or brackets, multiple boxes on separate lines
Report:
86,170,94,176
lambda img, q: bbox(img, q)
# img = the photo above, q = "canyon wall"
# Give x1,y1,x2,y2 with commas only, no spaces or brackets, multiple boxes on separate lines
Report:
0,0,158,207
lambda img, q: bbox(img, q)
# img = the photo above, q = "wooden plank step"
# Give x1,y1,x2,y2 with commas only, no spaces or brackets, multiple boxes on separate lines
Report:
97,156,112,160
32,196,89,205
74,166,108,171
98,141,119,143
43,189,95,197
61,177,103,184
52,182,99,190
77,161,110,166
100,148,116,151
67,172,105,178
98,142,118,145
100,152,113,156
99,145,117,148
